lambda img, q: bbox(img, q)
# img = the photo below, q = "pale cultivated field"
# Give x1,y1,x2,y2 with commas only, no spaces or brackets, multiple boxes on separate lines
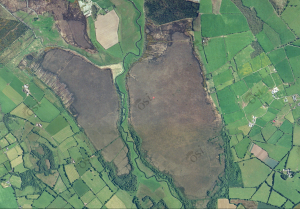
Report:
95,10,119,49
218,199,236,209
100,62,124,82
251,144,268,161
105,195,126,209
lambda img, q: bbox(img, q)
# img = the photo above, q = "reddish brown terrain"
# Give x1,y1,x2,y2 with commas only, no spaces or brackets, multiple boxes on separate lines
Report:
127,22,224,199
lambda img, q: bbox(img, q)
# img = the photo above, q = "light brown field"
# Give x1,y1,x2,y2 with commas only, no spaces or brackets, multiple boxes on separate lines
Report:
251,144,268,161
218,199,236,209
95,10,119,49
212,0,222,14
105,195,126,209
36,170,59,187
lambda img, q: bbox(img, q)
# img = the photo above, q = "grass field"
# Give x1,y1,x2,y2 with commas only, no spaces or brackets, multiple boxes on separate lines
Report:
200,0,212,13
201,13,249,37
256,31,274,52
33,98,60,122
225,31,254,60
0,186,18,208
217,86,240,114
45,115,69,136
72,179,90,197
204,37,227,73
65,164,79,183
235,137,251,158
96,186,113,204
220,0,241,13
251,183,270,202
268,190,286,207
281,0,300,37
238,158,271,187
81,168,106,193
32,191,54,208
275,59,294,83
229,187,256,199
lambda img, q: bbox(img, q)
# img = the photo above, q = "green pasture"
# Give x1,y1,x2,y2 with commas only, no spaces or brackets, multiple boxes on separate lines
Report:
0,186,18,208
263,24,281,48
29,82,44,101
230,80,248,96
32,191,54,208
204,37,227,73
2,85,23,105
286,146,300,170
277,134,292,149
201,14,249,37
96,186,113,204
220,0,241,13
223,110,245,124
293,124,300,146
33,97,60,122
256,142,289,161
268,190,286,207
81,191,96,204
267,130,283,144
45,115,68,136
279,120,293,134
199,0,212,13
273,172,300,203
234,45,254,68
58,137,77,159
267,48,286,66
289,55,300,79
0,91,17,113
235,137,251,158
264,13,296,45
242,0,274,21
256,31,274,52
285,45,300,59
217,86,240,114
87,198,102,208
68,194,84,208
229,187,256,200
213,69,233,86
225,31,254,60
275,59,294,83
73,179,90,197
47,196,67,208
81,168,106,194
115,0,144,56
243,72,261,88
281,0,300,37
92,0,114,9
251,183,270,203
238,158,271,187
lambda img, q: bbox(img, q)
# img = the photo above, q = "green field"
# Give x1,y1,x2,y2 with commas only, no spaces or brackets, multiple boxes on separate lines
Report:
32,97,60,122
204,37,227,73
229,187,256,199
201,13,249,37
268,190,286,207
45,115,69,136
251,183,270,202
238,158,271,187
0,186,18,208
281,0,300,37
199,0,212,13
32,191,54,208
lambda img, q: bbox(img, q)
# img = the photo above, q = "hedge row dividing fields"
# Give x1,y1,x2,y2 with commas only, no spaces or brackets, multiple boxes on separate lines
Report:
196,0,300,207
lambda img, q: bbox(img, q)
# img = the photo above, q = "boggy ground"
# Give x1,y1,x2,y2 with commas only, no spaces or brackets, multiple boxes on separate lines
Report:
127,31,224,199
40,49,130,175
0,0,94,51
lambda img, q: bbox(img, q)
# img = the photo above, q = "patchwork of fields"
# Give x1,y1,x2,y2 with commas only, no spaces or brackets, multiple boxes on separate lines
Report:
0,0,192,208
196,0,300,207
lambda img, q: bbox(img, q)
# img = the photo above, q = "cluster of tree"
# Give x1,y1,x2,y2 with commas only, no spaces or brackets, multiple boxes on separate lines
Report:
19,170,43,190
231,0,263,35
91,5,99,20
30,143,56,176
96,150,137,192
250,41,264,59
144,0,199,25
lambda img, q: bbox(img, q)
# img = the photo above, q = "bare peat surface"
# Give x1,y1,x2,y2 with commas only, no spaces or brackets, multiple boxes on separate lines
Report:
40,49,130,174
128,32,224,199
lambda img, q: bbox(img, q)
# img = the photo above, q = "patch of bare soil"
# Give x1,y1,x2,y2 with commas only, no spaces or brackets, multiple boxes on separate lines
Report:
128,26,223,199
36,49,130,174
0,0,95,51
212,0,222,14
230,200,258,209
